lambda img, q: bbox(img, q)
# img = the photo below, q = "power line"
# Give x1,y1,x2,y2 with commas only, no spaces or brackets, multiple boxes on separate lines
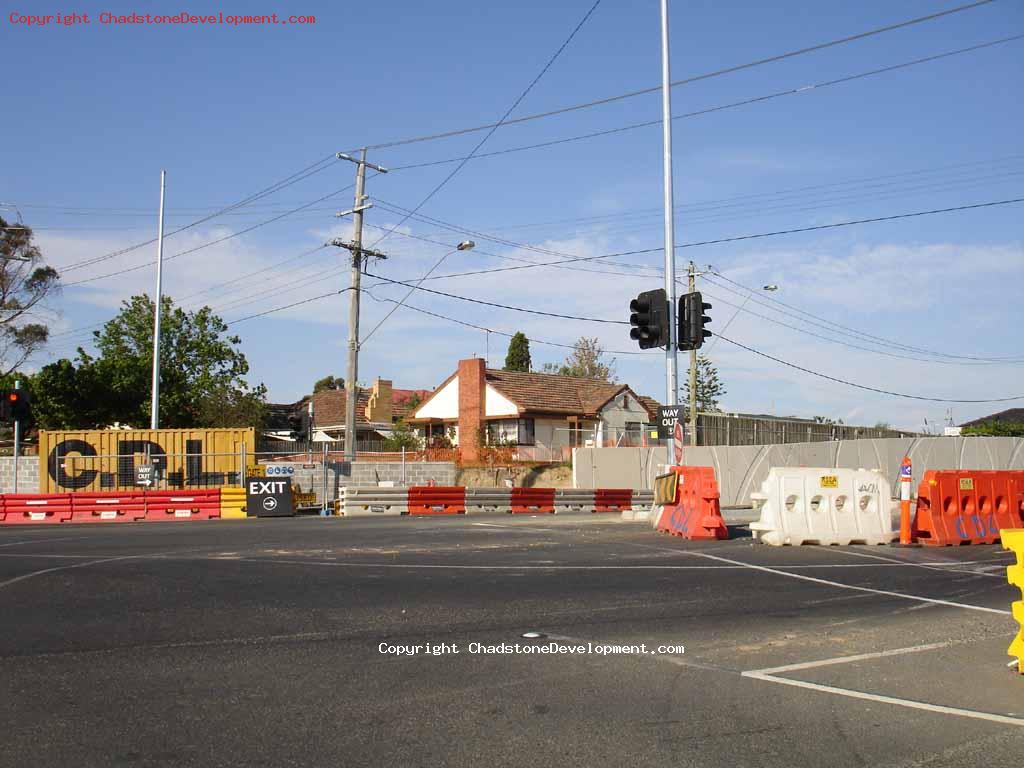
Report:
225,288,353,326
361,290,655,356
413,198,1024,281
352,0,998,152
238,267,1024,403
365,221,1023,366
165,196,1023,342
364,0,603,252
713,333,1024,403
63,182,358,287
364,270,625,324
59,154,338,273
699,285,1024,366
704,272,1024,362
388,35,1024,172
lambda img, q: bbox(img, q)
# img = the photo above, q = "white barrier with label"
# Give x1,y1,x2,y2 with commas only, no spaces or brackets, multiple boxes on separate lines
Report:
749,467,895,546
339,486,409,516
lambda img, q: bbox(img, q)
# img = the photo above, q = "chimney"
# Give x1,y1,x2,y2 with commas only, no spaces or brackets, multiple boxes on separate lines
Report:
457,358,486,462
365,378,393,424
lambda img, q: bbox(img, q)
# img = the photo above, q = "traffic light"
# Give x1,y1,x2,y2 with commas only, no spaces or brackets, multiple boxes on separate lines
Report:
629,288,668,349
1,390,30,422
679,291,712,350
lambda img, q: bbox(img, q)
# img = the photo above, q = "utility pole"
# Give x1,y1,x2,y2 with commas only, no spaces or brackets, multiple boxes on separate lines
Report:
334,150,388,463
687,262,698,446
660,0,680,465
150,169,167,430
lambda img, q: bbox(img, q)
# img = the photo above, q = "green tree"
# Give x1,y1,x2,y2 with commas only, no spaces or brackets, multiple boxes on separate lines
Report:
503,332,532,372
383,421,423,451
31,295,267,429
681,354,726,412
541,337,617,381
24,359,106,429
962,420,1024,437
313,375,343,393
0,216,60,374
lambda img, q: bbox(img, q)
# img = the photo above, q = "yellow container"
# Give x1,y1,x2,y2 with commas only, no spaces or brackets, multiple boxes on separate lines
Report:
39,428,255,493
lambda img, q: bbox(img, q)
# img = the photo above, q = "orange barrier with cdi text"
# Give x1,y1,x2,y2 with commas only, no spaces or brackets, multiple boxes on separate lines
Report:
408,486,466,516
912,470,1024,546
655,466,728,540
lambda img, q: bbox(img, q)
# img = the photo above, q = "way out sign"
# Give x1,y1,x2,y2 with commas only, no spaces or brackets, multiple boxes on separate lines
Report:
657,405,682,439
246,477,294,517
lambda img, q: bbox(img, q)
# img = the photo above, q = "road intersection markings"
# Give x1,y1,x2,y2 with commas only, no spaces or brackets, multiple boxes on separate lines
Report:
742,641,1024,727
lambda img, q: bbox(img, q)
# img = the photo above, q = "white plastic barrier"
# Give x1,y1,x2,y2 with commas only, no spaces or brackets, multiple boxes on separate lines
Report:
339,486,409,516
749,467,895,546
465,488,512,515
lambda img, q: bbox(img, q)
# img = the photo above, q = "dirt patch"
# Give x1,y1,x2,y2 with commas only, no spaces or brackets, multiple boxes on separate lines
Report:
456,464,574,488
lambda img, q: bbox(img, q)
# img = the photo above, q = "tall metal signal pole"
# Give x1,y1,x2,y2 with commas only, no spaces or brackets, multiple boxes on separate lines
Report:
688,262,698,446
335,150,388,463
660,0,680,463
150,170,167,430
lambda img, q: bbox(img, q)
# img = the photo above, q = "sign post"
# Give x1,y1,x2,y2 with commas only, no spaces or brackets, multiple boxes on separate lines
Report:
673,420,684,466
893,456,918,547
656,405,682,439
246,477,294,518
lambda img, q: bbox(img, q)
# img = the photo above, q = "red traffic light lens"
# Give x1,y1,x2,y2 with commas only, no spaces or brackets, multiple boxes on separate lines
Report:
7,393,17,402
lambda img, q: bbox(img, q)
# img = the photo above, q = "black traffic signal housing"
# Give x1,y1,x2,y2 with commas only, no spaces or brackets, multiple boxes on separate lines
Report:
1,390,31,422
679,291,712,350
629,288,668,349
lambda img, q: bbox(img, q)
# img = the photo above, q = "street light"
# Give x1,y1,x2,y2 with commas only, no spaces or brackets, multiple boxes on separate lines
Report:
359,240,476,347
703,283,778,354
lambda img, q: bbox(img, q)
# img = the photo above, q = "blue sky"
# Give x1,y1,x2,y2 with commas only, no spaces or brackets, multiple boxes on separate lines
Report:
2,0,1022,430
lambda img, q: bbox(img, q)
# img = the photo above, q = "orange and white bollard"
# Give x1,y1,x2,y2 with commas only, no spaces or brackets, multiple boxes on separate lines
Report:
895,456,917,546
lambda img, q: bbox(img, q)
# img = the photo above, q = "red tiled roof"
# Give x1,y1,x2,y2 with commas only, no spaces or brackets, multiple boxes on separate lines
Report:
484,369,660,419
310,389,373,427
392,388,431,422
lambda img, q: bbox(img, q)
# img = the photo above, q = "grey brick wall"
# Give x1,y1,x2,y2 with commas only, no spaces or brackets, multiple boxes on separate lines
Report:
0,457,41,494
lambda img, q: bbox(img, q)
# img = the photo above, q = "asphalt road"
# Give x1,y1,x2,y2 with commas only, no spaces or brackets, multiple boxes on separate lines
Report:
1,515,1021,767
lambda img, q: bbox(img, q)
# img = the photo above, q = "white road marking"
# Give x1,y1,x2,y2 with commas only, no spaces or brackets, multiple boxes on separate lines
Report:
742,672,1024,727
744,641,1024,727
746,641,954,675
680,550,1011,615
0,555,145,590
0,536,87,548
825,548,1007,579
180,556,1005,572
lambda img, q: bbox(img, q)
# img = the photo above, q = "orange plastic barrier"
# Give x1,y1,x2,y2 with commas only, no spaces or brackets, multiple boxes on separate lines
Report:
142,489,222,521
510,487,555,514
70,492,147,523
594,489,633,514
912,470,1024,546
408,486,465,516
0,494,74,525
655,466,728,540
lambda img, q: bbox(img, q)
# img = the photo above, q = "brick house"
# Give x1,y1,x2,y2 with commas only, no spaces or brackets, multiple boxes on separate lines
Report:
264,378,430,447
408,358,660,461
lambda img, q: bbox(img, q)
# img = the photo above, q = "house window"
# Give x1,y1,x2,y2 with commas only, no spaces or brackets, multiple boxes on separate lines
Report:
625,421,642,438
486,418,535,446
